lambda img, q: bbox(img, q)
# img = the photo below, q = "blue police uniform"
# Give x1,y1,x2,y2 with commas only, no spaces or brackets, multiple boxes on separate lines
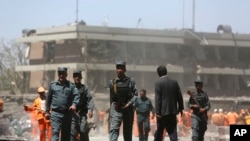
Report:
46,67,80,141
188,80,210,141
70,70,94,141
134,97,155,141
109,61,138,141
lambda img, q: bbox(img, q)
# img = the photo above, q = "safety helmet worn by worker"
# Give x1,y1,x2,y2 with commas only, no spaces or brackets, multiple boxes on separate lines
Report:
37,87,45,93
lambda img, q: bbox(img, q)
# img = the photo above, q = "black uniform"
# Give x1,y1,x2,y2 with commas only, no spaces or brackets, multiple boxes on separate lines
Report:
109,61,138,141
71,83,94,141
70,70,94,141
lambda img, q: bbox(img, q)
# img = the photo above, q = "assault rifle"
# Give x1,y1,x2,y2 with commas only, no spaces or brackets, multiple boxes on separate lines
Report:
87,122,97,133
187,90,208,119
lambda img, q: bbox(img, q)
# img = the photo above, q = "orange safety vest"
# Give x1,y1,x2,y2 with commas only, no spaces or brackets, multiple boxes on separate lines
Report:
226,112,238,125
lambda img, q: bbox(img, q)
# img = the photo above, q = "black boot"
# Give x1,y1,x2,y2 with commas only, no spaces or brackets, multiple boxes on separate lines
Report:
192,136,198,141
198,137,204,141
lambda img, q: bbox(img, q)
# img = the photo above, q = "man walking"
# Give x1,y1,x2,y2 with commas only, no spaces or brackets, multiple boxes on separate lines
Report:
154,65,184,141
134,89,155,141
109,61,138,141
24,86,52,141
45,67,80,141
188,80,211,141
70,70,94,141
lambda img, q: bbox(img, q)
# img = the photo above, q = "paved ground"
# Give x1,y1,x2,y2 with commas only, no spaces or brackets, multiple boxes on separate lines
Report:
89,133,228,141
88,125,230,141
89,135,192,141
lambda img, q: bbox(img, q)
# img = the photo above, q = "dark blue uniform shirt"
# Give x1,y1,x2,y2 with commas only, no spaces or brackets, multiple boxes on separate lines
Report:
46,80,79,112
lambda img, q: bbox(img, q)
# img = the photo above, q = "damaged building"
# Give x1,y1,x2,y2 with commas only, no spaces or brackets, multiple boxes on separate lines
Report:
15,23,250,106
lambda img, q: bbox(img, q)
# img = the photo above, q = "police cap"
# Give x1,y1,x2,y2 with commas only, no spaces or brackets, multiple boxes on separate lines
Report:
73,70,81,74
73,70,82,77
194,80,203,84
57,67,67,72
115,61,126,66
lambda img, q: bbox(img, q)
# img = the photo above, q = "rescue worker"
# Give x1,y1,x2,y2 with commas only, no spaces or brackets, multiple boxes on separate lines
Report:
45,67,80,141
225,107,238,125
237,109,247,125
188,80,211,141
109,61,138,141
70,70,94,141
134,89,155,141
24,86,52,141
218,108,225,126
182,109,192,136
211,109,220,126
0,98,13,136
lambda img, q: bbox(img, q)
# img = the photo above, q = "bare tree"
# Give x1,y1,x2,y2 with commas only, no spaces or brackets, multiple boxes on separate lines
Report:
0,38,29,94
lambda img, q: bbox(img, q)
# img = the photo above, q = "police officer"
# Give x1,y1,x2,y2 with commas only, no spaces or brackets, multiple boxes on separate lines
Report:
134,89,155,141
45,67,80,141
70,70,94,141
109,61,138,141
188,80,211,141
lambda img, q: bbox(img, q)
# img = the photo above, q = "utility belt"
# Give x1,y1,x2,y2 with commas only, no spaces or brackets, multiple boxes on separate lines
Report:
136,111,149,115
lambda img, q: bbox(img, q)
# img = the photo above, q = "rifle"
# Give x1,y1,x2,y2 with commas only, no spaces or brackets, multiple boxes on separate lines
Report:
87,122,97,132
187,90,208,119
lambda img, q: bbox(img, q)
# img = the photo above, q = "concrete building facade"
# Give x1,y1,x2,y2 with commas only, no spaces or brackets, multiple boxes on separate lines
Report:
16,23,250,97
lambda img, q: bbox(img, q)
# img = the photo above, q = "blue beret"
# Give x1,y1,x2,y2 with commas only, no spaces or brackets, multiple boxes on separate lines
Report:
57,67,67,72
115,61,126,66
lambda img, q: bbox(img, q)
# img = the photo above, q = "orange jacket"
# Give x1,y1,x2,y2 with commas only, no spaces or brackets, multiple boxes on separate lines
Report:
25,97,48,121
182,111,191,128
211,113,220,125
225,112,238,125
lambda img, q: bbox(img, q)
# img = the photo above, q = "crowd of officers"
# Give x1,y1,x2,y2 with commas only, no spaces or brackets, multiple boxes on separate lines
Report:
23,68,94,141
5,61,246,141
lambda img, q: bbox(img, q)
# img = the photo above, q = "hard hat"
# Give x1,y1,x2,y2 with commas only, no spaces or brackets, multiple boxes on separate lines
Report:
214,109,218,113
219,108,223,113
37,87,45,93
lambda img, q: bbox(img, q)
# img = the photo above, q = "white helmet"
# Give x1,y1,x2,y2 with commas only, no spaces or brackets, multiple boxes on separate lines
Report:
214,109,218,113
219,108,223,113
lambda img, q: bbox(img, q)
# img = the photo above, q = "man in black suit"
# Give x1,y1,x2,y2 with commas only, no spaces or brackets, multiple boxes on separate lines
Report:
154,65,184,141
